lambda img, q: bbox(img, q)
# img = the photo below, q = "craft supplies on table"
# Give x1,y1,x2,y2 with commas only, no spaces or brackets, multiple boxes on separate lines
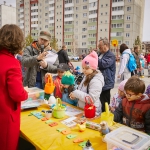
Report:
84,96,96,118
21,87,44,109
86,121,100,131
101,102,114,126
52,98,66,119
104,126,150,150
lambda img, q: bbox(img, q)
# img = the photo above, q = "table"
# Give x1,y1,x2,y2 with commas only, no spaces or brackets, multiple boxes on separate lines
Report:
20,104,114,150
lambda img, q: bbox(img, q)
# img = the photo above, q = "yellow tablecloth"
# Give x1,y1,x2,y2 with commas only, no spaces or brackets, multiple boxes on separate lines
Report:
21,104,107,150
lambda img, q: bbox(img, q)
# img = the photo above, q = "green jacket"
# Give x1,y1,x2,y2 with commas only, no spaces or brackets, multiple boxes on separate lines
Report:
22,42,59,88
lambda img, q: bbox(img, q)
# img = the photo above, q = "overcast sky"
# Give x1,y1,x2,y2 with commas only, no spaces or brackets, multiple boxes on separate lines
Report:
1,0,150,41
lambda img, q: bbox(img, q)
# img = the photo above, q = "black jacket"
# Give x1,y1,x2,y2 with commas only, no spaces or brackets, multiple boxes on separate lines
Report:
57,49,69,64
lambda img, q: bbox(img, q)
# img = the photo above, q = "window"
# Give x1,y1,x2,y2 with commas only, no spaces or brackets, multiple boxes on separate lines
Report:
83,21,87,24
82,42,86,46
65,21,73,24
126,33,130,37
83,0,87,1
82,35,86,38
83,6,87,9
112,6,123,11
89,2,97,7
112,15,123,20
128,0,131,2
89,33,96,37
65,0,73,4
101,5,103,7
127,7,131,11
105,29,107,31
68,49,71,52
45,25,48,28
89,18,97,22
126,24,130,28
83,13,87,17
76,7,78,10
101,13,103,15
125,41,129,45
116,32,122,36
127,15,131,20
106,4,108,6
76,0,79,3
65,14,74,18
105,12,107,15
89,10,97,15
65,7,73,11
76,14,78,18
82,28,87,31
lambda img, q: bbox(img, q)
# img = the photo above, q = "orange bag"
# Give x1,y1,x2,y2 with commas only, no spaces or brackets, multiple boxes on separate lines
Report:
84,96,95,118
44,74,55,94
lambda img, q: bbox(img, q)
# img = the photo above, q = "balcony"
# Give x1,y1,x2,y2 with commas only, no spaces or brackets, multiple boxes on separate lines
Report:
65,3,74,8
112,1,124,7
65,10,74,15
20,9,24,13
31,12,38,16
89,14,97,19
64,17,73,22
112,10,124,16
49,20,54,23
31,24,38,27
31,6,38,10
49,7,54,11
31,18,38,21
49,0,54,4
20,14,24,18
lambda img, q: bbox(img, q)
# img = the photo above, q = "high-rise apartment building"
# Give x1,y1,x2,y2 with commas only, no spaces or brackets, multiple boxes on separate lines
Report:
0,2,16,28
16,0,145,55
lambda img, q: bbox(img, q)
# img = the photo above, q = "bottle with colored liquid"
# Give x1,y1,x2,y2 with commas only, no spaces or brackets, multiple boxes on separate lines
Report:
83,140,94,150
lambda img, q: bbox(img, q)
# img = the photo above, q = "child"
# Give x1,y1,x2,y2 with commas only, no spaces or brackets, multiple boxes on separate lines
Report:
45,63,69,98
114,76,150,134
139,55,145,78
61,71,78,106
69,51,104,116
145,84,150,98
148,63,150,78
109,79,127,112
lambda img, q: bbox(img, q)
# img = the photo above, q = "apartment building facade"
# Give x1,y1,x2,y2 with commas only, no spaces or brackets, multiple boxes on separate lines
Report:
16,0,145,55
0,2,16,28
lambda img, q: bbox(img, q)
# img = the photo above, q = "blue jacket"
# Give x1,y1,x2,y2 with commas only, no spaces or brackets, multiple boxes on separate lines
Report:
98,50,116,91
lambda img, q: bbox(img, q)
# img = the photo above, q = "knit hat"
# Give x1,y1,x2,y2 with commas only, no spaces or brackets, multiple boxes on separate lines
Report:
82,51,98,70
61,71,75,85
118,79,128,91
39,31,51,41
57,63,69,72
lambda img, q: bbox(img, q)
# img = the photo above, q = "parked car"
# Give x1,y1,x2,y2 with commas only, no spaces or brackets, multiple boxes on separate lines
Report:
68,55,79,61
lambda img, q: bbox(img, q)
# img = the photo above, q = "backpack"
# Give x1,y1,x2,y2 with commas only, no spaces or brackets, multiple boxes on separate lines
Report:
122,52,137,72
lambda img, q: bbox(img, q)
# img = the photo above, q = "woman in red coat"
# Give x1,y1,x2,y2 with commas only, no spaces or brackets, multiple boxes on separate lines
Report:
0,24,28,150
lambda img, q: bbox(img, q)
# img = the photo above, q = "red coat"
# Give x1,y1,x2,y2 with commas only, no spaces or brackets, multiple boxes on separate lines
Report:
147,54,150,64
0,49,28,150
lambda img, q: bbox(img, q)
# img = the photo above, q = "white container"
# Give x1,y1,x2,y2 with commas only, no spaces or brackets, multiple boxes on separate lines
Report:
48,94,56,105
104,126,150,150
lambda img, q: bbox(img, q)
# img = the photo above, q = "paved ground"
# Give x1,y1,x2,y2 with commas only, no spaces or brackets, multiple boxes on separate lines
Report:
72,61,150,98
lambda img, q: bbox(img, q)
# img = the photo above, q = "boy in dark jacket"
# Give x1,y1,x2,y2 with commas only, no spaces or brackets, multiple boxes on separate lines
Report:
114,76,150,135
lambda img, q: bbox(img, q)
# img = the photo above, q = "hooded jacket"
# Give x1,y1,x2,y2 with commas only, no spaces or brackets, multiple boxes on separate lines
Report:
118,49,131,81
114,94,150,134
72,70,104,116
22,41,59,88
57,49,69,64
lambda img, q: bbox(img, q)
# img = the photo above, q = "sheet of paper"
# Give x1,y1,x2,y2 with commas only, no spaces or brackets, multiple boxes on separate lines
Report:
65,106,83,117
61,117,77,127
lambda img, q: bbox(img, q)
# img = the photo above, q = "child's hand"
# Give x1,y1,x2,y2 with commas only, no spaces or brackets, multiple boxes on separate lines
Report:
69,92,76,100
110,106,115,112
45,73,52,83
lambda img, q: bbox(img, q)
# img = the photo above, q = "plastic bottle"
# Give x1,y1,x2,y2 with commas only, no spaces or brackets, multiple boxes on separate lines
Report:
83,140,94,150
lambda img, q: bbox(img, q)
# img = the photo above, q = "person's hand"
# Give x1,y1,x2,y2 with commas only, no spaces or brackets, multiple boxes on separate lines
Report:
45,73,51,83
44,45,52,51
110,106,115,112
39,60,48,68
37,51,48,60
69,92,76,100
